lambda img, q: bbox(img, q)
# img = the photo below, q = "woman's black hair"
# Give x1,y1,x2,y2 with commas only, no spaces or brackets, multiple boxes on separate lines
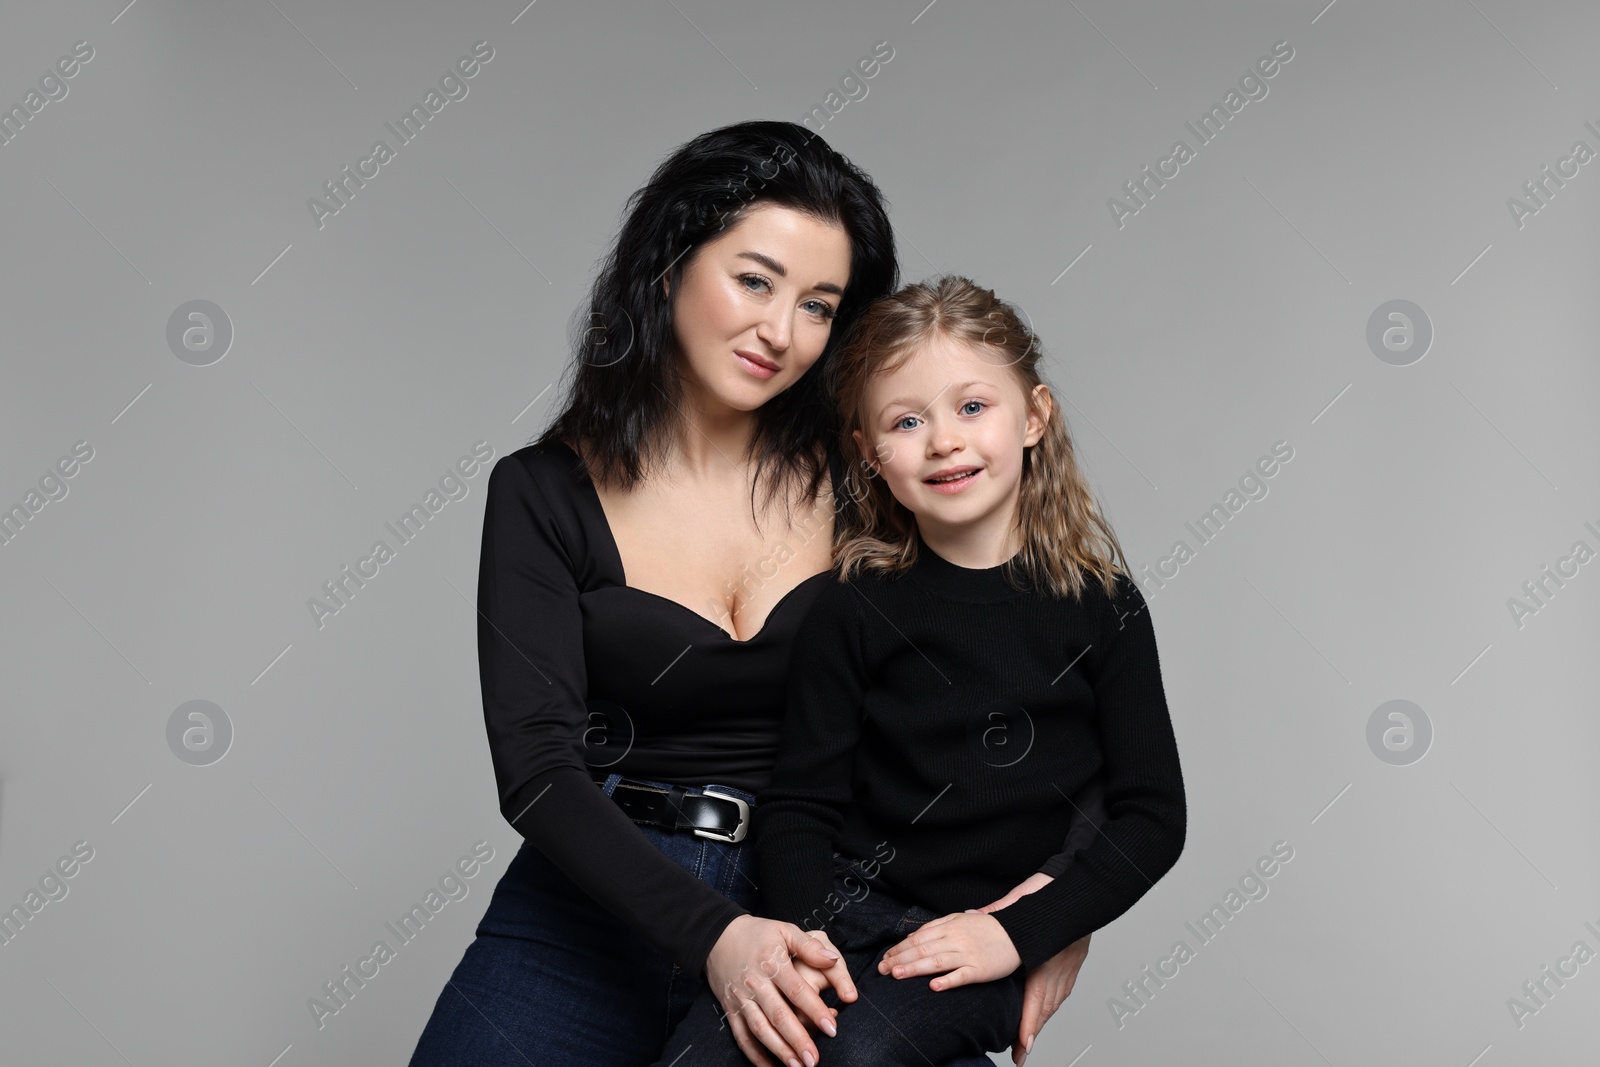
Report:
536,120,898,520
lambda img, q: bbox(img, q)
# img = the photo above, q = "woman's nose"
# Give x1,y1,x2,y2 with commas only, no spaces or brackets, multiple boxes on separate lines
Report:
756,305,792,352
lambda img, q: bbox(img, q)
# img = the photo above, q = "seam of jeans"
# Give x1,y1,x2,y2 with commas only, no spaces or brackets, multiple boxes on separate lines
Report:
719,843,740,902
687,836,710,893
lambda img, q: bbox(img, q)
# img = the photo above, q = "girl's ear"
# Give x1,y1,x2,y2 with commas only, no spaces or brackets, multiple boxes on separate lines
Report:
1024,384,1052,447
851,429,877,472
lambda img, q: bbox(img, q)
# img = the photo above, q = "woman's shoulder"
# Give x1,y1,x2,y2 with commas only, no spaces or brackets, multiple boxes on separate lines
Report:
482,439,599,534
493,438,589,495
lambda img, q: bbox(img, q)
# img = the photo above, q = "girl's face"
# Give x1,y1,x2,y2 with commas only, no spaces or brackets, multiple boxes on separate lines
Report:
665,201,852,414
853,332,1049,549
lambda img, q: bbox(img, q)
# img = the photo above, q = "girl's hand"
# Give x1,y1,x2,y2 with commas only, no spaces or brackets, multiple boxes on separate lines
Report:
875,911,1021,989
966,871,1092,1066
705,916,855,1067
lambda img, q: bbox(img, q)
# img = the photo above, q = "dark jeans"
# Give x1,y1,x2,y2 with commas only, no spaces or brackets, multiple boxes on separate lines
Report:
648,850,1026,1066
407,774,996,1067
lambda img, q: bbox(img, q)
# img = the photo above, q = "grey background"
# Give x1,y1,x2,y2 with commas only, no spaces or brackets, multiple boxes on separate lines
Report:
3,0,1597,1063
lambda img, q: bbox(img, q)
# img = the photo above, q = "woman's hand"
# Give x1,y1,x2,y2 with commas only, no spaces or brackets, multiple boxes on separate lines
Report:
875,911,1021,988
705,915,856,1067
967,872,1093,1066
784,929,853,1033
1007,932,1090,1066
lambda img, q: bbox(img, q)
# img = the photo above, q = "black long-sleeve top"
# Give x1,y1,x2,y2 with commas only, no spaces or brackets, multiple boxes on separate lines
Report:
752,532,1188,972
476,441,841,974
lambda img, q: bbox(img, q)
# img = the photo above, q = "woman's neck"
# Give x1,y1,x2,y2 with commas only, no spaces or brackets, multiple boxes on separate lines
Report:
669,378,761,478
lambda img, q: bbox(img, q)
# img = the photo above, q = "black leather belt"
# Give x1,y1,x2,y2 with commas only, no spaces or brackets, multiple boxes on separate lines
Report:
593,772,751,844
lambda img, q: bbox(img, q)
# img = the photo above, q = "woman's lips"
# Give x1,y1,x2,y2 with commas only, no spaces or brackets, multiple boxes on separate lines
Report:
735,350,778,380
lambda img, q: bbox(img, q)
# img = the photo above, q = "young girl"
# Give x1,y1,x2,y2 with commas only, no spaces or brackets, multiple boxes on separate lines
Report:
651,276,1187,1065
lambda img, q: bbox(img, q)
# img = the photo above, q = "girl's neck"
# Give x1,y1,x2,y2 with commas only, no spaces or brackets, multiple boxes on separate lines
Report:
914,515,1024,570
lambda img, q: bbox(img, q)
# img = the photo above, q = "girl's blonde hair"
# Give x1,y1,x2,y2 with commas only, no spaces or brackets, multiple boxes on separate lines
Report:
827,274,1128,602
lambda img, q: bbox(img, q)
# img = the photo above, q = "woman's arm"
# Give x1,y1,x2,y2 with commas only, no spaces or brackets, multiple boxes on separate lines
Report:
1034,768,1108,878
478,452,748,972
481,452,845,1067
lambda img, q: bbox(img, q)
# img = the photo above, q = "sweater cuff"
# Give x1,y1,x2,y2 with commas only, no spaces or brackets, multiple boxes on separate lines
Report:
991,878,1085,973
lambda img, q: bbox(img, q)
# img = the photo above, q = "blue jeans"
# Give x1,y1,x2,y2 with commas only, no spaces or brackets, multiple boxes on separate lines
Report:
407,774,996,1067
648,851,1026,1066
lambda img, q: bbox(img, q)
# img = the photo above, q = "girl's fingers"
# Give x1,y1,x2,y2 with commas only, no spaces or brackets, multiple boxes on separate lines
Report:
930,965,980,991
886,947,961,979
881,928,956,974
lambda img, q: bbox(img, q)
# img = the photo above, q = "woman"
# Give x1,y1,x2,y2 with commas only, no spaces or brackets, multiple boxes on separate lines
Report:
408,121,1096,1067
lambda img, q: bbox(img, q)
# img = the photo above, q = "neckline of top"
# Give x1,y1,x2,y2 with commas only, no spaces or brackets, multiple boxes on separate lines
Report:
551,440,830,644
907,529,1035,604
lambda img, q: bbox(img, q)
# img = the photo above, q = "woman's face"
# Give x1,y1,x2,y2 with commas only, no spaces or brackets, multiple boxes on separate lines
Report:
666,201,852,412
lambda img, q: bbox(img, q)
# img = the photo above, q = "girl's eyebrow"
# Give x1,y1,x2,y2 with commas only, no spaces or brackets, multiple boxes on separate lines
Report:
878,379,991,419
735,251,846,296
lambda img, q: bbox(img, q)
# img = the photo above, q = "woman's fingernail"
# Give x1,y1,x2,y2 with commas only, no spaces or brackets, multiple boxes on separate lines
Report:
822,1016,837,1037
1025,1033,1034,1052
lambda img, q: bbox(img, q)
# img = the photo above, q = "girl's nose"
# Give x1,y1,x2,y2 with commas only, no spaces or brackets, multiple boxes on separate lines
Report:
930,422,964,455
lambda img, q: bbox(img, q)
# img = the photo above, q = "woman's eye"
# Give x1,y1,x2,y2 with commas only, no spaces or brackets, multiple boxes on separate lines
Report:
740,274,772,293
961,400,986,415
804,299,837,320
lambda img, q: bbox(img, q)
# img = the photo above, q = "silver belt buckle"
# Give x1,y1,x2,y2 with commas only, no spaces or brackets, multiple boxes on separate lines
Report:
694,788,750,844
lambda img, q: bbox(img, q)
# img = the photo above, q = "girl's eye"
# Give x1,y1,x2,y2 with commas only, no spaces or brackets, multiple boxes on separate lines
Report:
960,400,986,415
893,415,920,432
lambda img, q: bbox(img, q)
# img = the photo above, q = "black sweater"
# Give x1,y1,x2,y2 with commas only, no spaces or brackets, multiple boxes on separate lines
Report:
752,533,1188,972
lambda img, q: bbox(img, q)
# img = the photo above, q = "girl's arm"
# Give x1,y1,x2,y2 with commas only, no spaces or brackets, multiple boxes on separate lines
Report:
751,576,866,931
988,574,1188,972
477,452,748,974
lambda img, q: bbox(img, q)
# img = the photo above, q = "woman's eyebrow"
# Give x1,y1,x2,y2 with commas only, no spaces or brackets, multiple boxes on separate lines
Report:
736,251,845,296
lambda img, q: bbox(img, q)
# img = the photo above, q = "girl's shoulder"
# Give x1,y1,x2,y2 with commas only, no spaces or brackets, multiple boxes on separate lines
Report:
1033,565,1149,628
